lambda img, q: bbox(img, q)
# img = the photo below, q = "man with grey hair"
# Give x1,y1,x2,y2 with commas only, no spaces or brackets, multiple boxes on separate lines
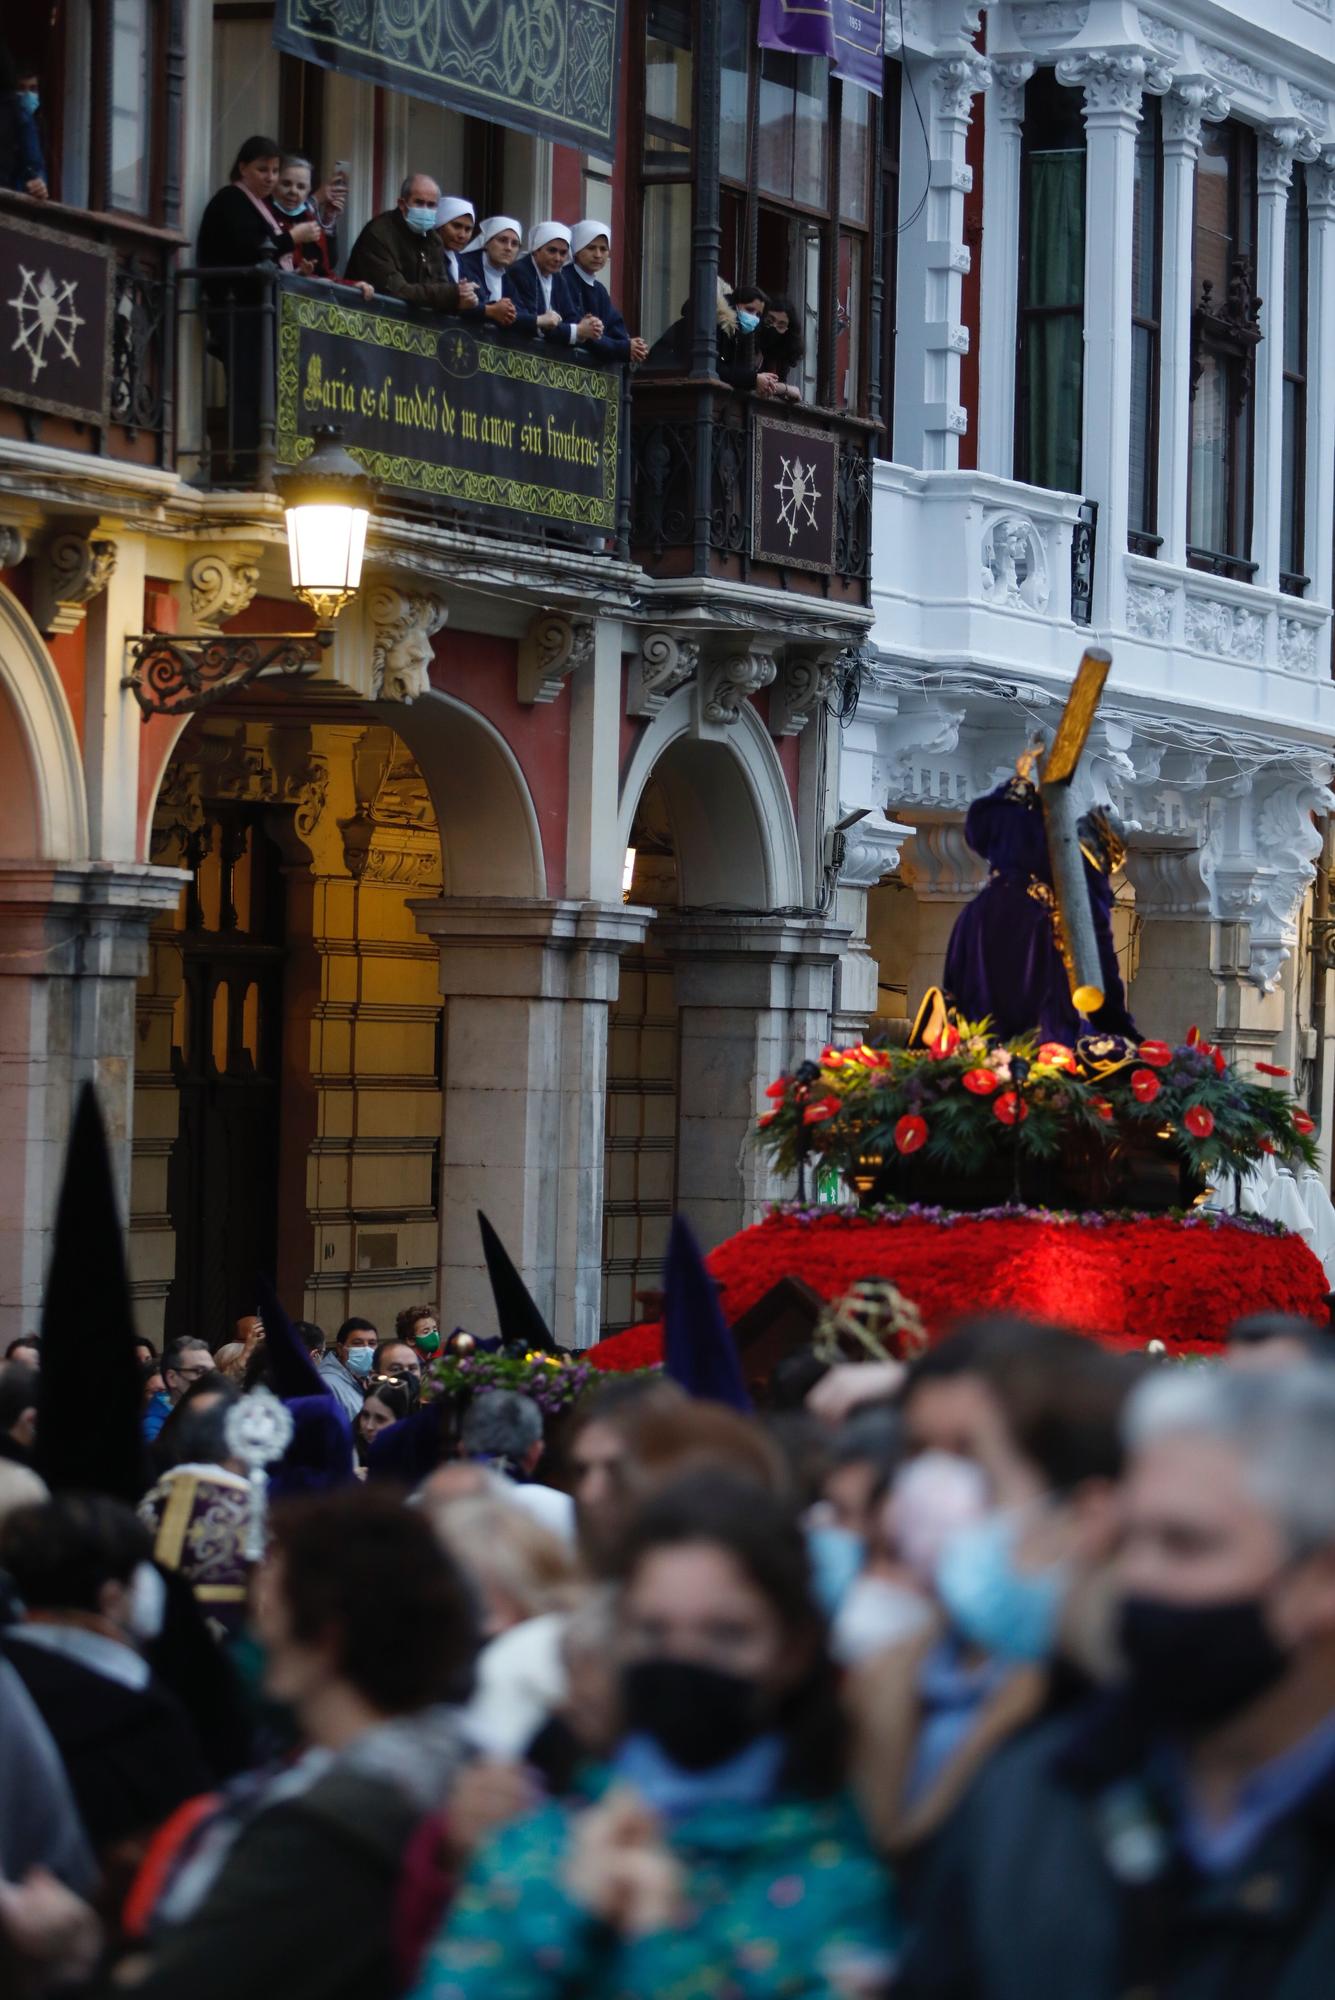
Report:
345,174,478,315
459,1390,544,1480
900,1364,1335,2000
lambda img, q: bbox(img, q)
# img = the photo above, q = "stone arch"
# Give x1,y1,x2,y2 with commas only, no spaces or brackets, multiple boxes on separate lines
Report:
379,691,546,899
618,687,802,910
0,583,87,860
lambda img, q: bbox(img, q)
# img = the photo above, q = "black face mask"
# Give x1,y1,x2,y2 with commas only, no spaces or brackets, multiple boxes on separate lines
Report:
1118,1593,1291,1736
621,1657,767,1772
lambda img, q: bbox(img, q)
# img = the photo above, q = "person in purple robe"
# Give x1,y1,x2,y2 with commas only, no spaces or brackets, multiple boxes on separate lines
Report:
942,775,1138,1047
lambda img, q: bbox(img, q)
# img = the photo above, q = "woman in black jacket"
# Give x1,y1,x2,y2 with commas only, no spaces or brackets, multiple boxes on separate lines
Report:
196,136,322,476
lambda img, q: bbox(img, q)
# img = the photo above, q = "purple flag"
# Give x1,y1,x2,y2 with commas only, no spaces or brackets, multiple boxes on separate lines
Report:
832,0,884,95
758,0,835,59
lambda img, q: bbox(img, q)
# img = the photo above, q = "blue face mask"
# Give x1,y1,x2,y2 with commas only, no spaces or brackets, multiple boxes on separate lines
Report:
404,204,437,235
18,90,39,117
935,1508,1068,1664
736,309,760,334
273,198,308,218
806,1523,865,1617
346,1345,375,1377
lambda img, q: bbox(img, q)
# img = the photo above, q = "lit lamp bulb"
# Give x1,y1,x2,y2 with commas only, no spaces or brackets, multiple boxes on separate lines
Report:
275,425,375,625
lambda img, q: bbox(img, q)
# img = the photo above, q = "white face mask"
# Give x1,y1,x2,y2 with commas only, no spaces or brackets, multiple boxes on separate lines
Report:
127,1561,167,1643
832,1574,935,1667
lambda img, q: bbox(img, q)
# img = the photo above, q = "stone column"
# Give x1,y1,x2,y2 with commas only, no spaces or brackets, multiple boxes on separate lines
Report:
656,916,848,1247
898,823,988,1019
894,50,990,472
1158,81,1229,569
413,897,650,1349
977,60,1034,478
0,862,185,1348
1123,843,1220,1038
80,530,146,863
1305,154,1335,609
1057,52,1170,626
1254,127,1314,592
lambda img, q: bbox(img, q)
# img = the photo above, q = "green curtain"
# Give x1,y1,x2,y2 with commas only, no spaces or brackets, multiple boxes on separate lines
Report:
1020,150,1085,495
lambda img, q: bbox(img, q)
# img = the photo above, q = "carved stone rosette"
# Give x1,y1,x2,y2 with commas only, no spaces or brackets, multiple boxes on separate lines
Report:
700,645,777,727
186,545,263,630
770,647,841,738
367,585,449,704
627,629,700,718
518,611,595,705
36,531,117,636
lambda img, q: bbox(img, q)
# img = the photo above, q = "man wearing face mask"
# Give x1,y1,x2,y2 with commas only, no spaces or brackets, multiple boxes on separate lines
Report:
0,1493,211,1880
345,174,477,315
900,1363,1335,2000
317,1316,379,1420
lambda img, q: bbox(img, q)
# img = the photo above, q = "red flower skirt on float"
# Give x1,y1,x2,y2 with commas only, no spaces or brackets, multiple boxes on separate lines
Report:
588,1207,1330,1368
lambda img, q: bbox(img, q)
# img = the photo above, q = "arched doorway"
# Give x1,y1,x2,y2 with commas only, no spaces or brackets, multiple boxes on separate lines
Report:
132,689,447,1348
602,696,820,1328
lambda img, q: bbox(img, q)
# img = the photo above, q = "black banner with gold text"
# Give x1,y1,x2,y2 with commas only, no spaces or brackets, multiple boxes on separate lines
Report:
275,284,620,533
273,0,621,154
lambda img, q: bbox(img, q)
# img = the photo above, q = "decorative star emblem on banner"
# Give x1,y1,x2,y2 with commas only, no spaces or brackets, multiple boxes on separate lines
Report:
8,264,84,384
774,452,820,544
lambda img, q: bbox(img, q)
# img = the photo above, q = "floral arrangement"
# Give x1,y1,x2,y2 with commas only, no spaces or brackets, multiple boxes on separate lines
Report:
757,1022,1318,1196
421,1348,656,1413
589,1201,1330,1365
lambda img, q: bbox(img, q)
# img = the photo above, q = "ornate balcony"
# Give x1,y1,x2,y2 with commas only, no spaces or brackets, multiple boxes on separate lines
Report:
176,268,631,558
629,377,874,606
0,192,180,471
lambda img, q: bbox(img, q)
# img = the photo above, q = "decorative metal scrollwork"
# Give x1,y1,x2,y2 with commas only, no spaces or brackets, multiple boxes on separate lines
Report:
123,631,332,719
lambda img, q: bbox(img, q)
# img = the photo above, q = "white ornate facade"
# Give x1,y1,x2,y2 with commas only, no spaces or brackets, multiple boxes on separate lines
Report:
842,0,1335,1156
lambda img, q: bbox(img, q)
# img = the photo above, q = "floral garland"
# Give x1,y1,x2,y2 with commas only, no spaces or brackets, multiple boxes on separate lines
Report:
589,1202,1330,1367
757,1022,1318,1195
422,1349,657,1413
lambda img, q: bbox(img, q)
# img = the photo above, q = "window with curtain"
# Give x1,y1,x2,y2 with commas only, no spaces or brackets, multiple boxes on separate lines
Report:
1187,119,1259,578
1129,97,1162,552
1016,70,1086,494
1280,165,1308,593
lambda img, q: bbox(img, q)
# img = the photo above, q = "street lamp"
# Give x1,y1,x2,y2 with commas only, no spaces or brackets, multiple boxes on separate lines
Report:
276,425,374,625
123,425,375,719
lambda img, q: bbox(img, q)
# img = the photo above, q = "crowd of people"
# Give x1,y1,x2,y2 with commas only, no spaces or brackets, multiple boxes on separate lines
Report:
193,135,807,398
3,1288,1335,1998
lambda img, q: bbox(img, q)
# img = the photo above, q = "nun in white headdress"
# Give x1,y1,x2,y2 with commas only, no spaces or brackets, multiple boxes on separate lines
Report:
456,215,525,310
557,220,647,364
434,196,476,282
506,220,607,345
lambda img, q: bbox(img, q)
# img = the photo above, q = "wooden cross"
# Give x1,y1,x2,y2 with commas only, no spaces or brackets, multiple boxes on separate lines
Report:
1038,646,1113,1017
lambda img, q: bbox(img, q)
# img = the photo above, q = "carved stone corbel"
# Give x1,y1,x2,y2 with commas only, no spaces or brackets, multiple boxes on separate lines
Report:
186,544,263,629
35,531,117,636
518,610,595,705
770,646,841,738
627,628,700,717
0,524,27,567
699,644,777,727
367,585,448,704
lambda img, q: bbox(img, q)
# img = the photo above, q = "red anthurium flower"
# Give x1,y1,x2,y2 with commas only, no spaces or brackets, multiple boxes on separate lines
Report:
803,1096,841,1125
1185,1026,1201,1047
765,1078,789,1100
1260,1137,1277,1155
820,1047,846,1067
1184,1105,1215,1139
858,1045,891,1069
929,1026,961,1060
962,1067,999,1095
993,1091,1028,1126
1091,1097,1114,1122
1131,1069,1161,1104
1137,1041,1173,1068
1256,1062,1291,1078
757,1110,778,1128
894,1114,929,1154
1037,1042,1077,1071
1211,1047,1227,1076
1293,1109,1317,1136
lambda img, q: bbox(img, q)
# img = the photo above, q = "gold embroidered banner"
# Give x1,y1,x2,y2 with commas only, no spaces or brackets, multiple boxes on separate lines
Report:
273,0,621,153
275,282,621,532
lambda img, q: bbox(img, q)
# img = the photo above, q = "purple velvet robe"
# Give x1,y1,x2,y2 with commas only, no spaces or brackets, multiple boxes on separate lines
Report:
942,782,1138,1046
